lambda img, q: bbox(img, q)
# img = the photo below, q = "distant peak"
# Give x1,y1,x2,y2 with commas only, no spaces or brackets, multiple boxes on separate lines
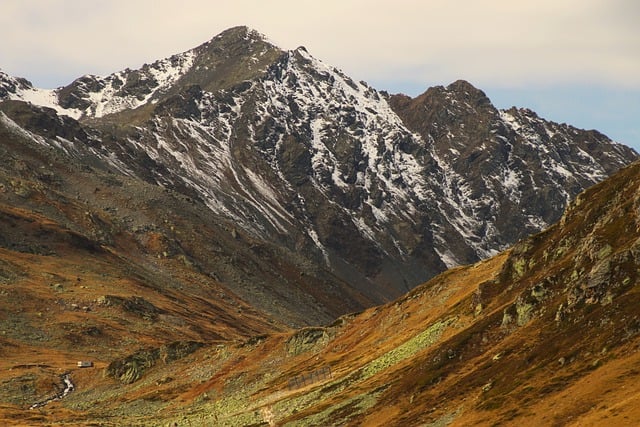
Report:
209,26,270,45
445,79,491,106
0,70,33,98
446,79,481,94
216,25,251,37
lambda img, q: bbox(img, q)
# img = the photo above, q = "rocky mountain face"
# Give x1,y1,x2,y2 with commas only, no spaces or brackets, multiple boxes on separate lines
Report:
0,26,637,325
0,99,368,329
4,142,639,426
2,25,640,426
389,82,632,258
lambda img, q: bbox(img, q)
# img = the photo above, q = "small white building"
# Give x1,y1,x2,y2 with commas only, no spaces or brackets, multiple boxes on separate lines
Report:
77,361,93,368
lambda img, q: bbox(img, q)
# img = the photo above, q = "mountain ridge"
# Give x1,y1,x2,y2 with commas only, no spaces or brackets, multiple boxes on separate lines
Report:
3,158,639,425
0,25,637,324
1,25,640,425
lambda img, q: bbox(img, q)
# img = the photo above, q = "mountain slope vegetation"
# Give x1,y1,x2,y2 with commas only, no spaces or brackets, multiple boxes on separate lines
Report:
3,156,638,426
0,26,638,425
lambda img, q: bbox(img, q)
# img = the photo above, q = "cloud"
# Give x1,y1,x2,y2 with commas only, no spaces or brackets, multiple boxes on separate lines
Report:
303,0,640,89
0,1,638,149
1,0,638,90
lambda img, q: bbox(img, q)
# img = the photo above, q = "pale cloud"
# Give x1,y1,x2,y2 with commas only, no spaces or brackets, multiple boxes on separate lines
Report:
1,1,638,148
1,0,638,90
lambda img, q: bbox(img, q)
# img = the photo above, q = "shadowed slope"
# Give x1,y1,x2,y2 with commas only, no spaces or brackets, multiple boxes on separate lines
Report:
6,158,638,425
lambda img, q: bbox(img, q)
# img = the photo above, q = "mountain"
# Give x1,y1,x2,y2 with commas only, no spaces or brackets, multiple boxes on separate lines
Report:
1,24,639,425
1,26,635,326
202,157,638,426
389,81,634,254
3,138,639,425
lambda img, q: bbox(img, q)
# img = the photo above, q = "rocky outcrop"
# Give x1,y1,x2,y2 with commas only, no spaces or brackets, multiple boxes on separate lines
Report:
96,295,161,321
390,81,637,258
490,160,640,332
106,341,204,384
285,327,332,355
0,71,32,99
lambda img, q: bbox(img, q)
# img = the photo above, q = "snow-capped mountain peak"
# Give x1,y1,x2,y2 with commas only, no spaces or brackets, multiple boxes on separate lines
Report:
1,27,636,302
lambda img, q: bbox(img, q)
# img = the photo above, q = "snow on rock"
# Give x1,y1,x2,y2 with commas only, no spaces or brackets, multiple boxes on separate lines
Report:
72,51,196,118
1,30,635,287
257,48,430,226
0,111,48,146
2,50,195,119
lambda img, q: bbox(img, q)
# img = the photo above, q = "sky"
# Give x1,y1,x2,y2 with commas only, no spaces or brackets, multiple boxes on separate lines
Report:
1,0,639,149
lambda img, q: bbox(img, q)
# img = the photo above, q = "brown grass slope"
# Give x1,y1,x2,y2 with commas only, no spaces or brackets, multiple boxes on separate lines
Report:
0,105,292,424
6,159,638,426
1,101,640,424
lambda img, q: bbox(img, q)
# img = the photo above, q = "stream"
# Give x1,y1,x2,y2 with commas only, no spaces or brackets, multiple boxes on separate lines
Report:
29,373,75,410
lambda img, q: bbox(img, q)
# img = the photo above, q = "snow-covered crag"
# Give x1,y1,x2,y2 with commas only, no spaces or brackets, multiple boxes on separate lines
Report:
2,26,637,303
388,81,636,268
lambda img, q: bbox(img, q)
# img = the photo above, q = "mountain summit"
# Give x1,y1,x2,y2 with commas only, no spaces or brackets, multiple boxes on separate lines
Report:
0,26,637,324
1,26,640,425
1,26,281,119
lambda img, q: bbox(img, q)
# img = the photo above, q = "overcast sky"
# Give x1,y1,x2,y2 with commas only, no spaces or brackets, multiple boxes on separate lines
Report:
1,1,639,149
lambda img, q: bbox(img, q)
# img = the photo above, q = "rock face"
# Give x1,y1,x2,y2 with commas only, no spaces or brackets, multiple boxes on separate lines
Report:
107,341,204,384
0,26,637,322
389,81,634,260
205,159,640,426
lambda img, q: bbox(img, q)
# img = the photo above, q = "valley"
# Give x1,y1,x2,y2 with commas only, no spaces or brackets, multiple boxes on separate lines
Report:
0,26,638,426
